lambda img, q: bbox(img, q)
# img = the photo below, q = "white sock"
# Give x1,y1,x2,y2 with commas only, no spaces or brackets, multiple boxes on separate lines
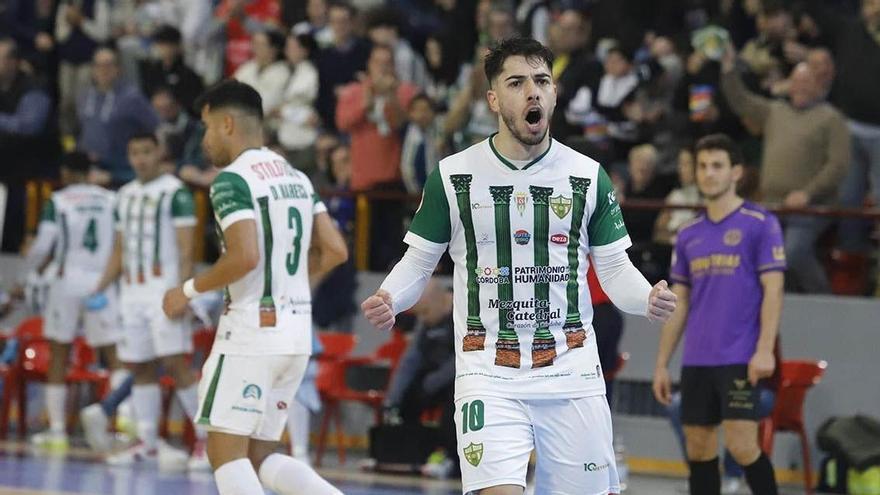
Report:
175,382,207,440
215,458,264,495
258,453,342,495
45,384,67,434
131,383,160,449
287,401,311,462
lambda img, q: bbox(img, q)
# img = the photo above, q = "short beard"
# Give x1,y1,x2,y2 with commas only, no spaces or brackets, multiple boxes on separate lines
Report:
500,108,546,146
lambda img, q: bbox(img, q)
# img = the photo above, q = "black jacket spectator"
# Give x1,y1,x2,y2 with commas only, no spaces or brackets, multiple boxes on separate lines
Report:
139,26,205,115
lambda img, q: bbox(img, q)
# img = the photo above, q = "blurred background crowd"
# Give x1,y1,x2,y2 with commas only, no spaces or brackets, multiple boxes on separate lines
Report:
1,0,879,301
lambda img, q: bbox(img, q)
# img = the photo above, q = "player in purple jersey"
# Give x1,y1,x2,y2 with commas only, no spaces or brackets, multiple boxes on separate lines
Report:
652,134,785,495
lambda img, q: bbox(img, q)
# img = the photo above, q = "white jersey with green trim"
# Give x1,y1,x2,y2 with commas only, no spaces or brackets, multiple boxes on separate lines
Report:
406,136,632,400
209,147,326,356
115,174,196,299
39,184,116,279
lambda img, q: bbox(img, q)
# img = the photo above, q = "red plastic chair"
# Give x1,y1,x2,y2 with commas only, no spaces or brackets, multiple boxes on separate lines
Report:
0,317,45,438
158,327,215,448
314,330,409,466
759,360,828,495
314,331,358,466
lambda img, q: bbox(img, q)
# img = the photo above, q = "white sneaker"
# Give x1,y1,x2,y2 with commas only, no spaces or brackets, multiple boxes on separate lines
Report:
157,440,190,473
721,476,743,494
106,441,158,466
30,430,69,453
80,404,111,452
187,440,211,471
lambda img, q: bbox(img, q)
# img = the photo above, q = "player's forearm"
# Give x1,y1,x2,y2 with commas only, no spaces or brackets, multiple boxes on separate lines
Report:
190,250,255,293
592,250,652,316
379,245,442,314
175,227,196,282
95,236,123,293
757,275,784,354
307,245,347,290
655,285,689,369
21,225,56,275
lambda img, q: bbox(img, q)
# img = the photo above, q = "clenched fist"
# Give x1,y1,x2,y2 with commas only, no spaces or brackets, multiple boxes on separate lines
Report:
647,280,677,323
361,289,395,331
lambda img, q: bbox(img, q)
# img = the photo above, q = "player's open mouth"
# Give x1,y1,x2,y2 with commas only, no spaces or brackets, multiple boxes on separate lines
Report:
525,107,543,132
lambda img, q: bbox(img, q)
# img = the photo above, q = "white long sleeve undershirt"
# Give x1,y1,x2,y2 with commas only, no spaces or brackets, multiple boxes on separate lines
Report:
380,243,652,318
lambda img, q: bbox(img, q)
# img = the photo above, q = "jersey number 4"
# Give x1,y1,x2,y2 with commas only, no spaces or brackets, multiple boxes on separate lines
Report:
82,218,98,253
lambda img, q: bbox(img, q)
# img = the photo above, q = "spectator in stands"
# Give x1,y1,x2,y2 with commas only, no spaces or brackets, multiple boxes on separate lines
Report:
277,33,320,174
77,46,159,187
443,45,497,151
721,46,850,293
336,44,417,269
738,0,796,95
423,31,463,110
478,1,516,45
55,0,112,136
214,0,282,77
234,29,290,116
151,88,203,173
309,131,342,189
315,1,371,132
292,0,334,49
312,144,358,330
515,0,552,45
382,279,457,479
619,144,669,245
0,37,57,252
549,8,601,142
654,147,701,245
366,7,429,88
139,26,205,116
802,0,880,255
401,94,441,195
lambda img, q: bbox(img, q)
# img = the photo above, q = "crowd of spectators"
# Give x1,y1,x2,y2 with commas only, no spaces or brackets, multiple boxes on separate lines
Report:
0,0,878,293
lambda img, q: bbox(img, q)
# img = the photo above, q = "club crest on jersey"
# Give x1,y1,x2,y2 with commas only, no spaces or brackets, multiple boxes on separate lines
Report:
463,443,484,467
514,192,528,215
242,384,262,400
549,195,572,219
724,229,743,246
514,230,531,245
550,233,568,244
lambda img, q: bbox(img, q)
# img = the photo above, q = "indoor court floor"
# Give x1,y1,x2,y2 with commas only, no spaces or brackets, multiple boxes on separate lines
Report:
0,441,818,495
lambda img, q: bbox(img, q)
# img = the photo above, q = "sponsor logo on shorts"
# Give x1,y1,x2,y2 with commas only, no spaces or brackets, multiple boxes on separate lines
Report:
463,442,484,467
733,379,747,390
585,461,610,472
242,384,262,400
550,233,568,244
514,230,531,245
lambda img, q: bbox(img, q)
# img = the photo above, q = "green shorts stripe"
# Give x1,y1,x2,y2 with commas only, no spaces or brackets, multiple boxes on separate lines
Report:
198,354,225,425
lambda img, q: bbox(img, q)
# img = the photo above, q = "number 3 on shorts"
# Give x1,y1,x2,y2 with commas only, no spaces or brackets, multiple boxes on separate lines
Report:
461,399,485,434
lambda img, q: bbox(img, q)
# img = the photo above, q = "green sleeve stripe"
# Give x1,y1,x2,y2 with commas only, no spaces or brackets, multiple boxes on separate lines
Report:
171,187,195,218
210,172,253,220
40,198,56,223
588,167,629,247
408,167,451,244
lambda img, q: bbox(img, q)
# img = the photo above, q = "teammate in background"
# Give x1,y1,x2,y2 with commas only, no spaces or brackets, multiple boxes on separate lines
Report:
652,134,785,495
87,133,207,469
362,37,676,495
162,80,346,495
22,152,128,453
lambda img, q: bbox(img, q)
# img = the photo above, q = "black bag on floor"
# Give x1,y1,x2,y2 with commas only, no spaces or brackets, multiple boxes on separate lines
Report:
368,424,440,465
817,455,850,494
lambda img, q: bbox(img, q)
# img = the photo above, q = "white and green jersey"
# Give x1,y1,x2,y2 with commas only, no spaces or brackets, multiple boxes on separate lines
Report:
115,174,196,298
406,136,631,400
39,184,116,278
209,148,326,356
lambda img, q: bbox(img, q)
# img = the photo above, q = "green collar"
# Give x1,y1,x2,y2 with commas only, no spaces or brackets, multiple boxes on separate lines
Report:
488,133,552,171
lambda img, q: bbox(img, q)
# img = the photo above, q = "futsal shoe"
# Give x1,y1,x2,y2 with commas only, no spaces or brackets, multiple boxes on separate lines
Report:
105,440,158,466
80,404,111,452
30,430,69,454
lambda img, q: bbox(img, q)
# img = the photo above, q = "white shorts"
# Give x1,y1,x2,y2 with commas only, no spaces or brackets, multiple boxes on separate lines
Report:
455,395,620,495
195,352,308,441
44,276,120,347
117,297,192,363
